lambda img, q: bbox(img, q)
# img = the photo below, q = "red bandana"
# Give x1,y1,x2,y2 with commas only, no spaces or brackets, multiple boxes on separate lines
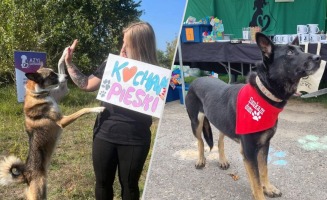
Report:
236,84,283,134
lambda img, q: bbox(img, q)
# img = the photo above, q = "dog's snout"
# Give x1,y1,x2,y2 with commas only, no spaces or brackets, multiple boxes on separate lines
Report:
312,55,321,62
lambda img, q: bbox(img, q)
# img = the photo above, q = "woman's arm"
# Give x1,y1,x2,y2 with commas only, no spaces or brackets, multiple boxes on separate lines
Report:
65,40,101,92
66,62,101,92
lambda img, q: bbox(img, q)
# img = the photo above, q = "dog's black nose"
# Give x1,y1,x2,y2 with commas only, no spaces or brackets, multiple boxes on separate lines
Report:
312,55,321,62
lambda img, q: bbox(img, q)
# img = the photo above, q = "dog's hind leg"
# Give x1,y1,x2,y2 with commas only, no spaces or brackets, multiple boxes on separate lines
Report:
57,107,105,128
26,176,47,200
193,112,206,169
240,142,266,200
258,144,282,198
218,132,230,170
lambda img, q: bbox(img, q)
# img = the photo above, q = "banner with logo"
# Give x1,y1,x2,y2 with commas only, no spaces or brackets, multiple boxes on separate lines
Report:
184,0,325,38
96,54,171,118
14,51,46,102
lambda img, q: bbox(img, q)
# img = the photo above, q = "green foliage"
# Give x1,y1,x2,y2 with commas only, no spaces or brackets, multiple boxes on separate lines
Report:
39,0,142,73
157,49,171,69
165,36,178,63
0,0,142,84
0,0,178,84
0,0,15,84
157,37,178,69
183,76,195,84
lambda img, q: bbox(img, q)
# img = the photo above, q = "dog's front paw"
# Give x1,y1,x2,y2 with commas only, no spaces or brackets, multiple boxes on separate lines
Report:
218,160,230,170
195,157,206,169
91,107,106,113
263,184,282,198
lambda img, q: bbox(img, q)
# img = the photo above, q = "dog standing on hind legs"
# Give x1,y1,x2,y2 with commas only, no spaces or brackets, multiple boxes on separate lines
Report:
0,66,105,200
185,32,321,200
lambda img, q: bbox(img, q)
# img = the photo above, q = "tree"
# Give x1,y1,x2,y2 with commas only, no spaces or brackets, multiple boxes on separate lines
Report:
157,49,170,69
0,0,142,84
0,0,56,83
165,36,178,65
39,0,142,74
157,36,178,69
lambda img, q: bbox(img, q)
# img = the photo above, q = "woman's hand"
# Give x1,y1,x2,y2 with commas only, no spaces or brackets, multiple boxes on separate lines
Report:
65,39,78,65
63,39,101,92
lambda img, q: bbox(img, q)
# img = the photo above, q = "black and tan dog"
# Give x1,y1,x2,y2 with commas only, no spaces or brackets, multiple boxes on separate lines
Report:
0,67,104,200
185,33,321,200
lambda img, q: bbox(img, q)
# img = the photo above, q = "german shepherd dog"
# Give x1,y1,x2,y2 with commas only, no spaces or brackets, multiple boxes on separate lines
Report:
185,33,321,200
0,67,104,200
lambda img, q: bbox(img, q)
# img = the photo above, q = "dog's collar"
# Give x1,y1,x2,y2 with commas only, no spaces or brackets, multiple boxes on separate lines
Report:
27,89,50,98
255,76,283,102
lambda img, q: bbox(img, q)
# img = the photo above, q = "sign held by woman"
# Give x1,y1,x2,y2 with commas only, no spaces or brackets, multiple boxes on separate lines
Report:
97,54,171,118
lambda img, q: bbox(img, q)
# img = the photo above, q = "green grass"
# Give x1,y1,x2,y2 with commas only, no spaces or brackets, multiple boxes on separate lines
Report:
0,84,158,200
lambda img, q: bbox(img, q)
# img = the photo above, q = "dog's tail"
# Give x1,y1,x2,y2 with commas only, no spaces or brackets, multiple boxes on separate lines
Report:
0,156,26,185
186,83,213,150
203,116,214,150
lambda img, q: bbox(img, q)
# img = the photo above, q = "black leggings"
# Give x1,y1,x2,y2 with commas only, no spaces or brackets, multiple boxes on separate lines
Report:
92,137,150,200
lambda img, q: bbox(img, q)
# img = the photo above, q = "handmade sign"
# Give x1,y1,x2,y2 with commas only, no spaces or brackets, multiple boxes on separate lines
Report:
297,42,326,94
14,51,46,102
96,54,171,118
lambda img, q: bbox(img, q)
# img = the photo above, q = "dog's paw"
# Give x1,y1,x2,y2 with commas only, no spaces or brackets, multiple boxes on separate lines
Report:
218,160,230,170
91,107,105,113
195,157,206,169
263,184,282,198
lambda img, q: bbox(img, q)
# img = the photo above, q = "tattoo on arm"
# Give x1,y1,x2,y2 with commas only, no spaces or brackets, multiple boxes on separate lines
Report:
66,63,88,89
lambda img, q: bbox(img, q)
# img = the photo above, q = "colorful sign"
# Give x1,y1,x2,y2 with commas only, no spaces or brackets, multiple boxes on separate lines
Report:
96,54,171,118
14,51,46,102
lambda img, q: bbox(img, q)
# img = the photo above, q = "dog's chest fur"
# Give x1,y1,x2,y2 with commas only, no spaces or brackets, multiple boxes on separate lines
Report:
45,96,60,113
24,92,63,133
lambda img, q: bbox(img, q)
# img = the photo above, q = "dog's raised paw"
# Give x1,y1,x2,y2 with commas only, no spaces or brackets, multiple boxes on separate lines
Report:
91,107,105,113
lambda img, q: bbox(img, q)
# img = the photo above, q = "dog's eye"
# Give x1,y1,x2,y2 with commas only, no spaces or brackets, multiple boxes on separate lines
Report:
287,50,294,55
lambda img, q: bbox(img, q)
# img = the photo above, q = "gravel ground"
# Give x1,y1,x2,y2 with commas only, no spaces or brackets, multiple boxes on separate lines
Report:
143,99,327,200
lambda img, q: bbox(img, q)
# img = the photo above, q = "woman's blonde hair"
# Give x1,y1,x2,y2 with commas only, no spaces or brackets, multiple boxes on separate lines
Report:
123,21,159,65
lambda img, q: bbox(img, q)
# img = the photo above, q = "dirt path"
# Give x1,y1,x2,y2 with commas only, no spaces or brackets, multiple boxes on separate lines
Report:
143,99,327,200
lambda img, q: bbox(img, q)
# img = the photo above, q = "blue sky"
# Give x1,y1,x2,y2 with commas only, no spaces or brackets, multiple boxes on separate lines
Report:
139,0,187,51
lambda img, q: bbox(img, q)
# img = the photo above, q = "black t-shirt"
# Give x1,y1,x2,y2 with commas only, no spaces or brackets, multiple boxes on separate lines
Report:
92,60,152,145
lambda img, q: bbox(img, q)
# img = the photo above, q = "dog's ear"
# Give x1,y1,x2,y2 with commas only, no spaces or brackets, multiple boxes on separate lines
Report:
25,72,42,83
291,36,299,46
255,32,273,59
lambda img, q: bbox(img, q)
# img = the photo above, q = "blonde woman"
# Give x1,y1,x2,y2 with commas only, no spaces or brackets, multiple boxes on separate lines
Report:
65,22,158,200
